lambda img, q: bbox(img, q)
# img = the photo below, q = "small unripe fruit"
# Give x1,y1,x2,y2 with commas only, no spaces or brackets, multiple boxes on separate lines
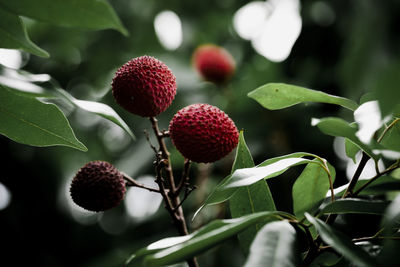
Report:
70,161,126,212
112,56,177,117
169,103,239,163
192,44,235,84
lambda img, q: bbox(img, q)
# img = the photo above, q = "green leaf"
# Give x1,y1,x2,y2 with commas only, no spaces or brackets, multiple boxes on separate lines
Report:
380,119,400,152
248,83,358,111
373,61,400,117
320,199,389,215
292,160,336,218
381,194,400,234
56,89,135,140
127,211,292,266
0,0,128,36
0,7,48,57
229,131,276,255
194,153,325,219
243,221,299,267
0,86,87,151
305,213,378,267
310,252,341,267
345,138,360,163
312,117,379,161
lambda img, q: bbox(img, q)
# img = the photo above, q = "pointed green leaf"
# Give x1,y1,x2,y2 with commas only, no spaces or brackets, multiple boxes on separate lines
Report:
248,83,358,111
128,211,292,267
305,213,378,267
0,86,87,151
312,117,378,161
320,199,389,215
0,7,48,57
381,194,400,233
56,89,135,139
244,221,299,267
194,153,325,219
229,131,276,255
0,0,128,36
345,138,360,163
293,160,336,218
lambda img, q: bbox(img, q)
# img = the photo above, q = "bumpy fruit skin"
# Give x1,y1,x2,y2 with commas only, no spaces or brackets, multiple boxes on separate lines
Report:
193,44,235,84
112,56,177,117
70,161,126,212
169,104,239,163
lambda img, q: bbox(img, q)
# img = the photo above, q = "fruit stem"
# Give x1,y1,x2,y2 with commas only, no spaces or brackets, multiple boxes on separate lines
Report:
149,117,199,267
122,173,160,193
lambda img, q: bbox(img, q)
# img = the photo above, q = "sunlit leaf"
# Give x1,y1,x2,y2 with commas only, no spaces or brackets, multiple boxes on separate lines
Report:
128,211,292,266
320,199,389,215
0,0,128,36
243,221,299,267
0,86,87,151
305,213,378,267
248,83,358,111
229,131,276,255
56,89,135,140
194,153,325,219
0,7,49,57
312,117,379,161
292,160,336,218
354,101,387,144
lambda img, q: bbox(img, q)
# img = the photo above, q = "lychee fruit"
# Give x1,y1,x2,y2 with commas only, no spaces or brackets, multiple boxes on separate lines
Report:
169,103,239,163
112,56,177,117
192,44,235,84
70,161,126,212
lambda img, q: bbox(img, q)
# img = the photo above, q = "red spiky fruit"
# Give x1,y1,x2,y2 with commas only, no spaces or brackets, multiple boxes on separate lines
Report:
192,44,235,84
169,103,239,163
70,161,126,212
112,56,177,117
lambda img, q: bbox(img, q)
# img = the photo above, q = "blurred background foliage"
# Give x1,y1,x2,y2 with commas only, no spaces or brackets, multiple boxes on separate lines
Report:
1,0,400,266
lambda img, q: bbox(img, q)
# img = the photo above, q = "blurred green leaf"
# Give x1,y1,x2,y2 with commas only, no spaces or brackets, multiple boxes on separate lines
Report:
312,117,378,161
345,138,359,163
380,119,400,152
0,0,128,36
243,221,299,267
0,7,49,57
248,83,358,111
310,252,341,267
229,131,276,255
305,213,378,267
0,86,87,151
381,194,400,234
292,160,336,218
373,61,400,117
128,211,292,267
320,199,389,215
56,89,135,140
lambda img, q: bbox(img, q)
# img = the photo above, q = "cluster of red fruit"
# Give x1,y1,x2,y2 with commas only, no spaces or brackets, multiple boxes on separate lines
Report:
71,47,238,212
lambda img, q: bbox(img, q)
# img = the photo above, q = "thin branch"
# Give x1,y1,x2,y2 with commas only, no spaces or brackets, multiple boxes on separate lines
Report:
143,129,157,154
377,118,400,143
342,152,370,198
149,117,198,267
176,158,191,196
353,160,400,196
173,185,197,212
123,174,160,193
